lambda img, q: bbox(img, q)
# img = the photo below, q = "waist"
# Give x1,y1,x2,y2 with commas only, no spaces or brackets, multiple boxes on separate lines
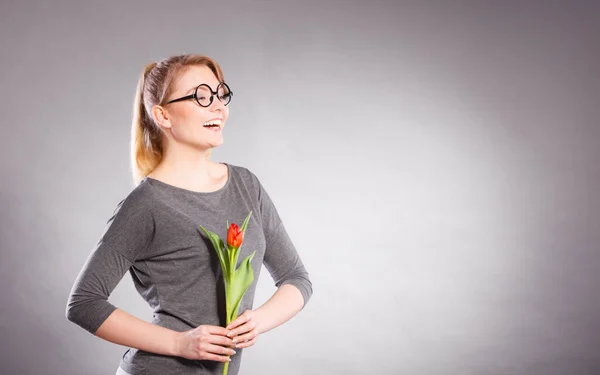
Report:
151,310,223,332
119,347,240,375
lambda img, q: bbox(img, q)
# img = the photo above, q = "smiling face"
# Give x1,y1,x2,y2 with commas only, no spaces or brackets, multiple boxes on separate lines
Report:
154,64,230,151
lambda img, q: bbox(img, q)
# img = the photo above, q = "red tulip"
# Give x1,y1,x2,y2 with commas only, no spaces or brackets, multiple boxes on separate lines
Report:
227,223,243,249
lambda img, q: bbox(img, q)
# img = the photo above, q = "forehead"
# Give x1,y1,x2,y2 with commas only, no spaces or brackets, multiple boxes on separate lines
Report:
174,65,220,93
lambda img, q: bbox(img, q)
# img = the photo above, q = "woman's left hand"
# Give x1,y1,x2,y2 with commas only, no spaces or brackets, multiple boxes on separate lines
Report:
226,310,262,349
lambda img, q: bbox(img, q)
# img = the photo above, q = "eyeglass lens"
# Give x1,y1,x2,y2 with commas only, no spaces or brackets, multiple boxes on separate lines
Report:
196,83,232,107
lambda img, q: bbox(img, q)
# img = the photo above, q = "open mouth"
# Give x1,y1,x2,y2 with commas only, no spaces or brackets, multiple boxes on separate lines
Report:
203,119,222,131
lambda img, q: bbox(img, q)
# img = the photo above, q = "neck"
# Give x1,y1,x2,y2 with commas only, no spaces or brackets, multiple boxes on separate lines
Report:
152,143,217,186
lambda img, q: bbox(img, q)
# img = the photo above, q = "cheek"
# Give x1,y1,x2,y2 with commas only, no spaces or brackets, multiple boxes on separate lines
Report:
223,108,230,123
169,109,203,138
174,107,209,126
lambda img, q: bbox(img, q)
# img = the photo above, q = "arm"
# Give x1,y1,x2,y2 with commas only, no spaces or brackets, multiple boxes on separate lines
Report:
94,309,178,356
95,310,235,362
66,241,180,356
253,283,305,335
66,192,236,362
226,284,305,346
66,193,154,345
226,174,313,345
256,177,313,308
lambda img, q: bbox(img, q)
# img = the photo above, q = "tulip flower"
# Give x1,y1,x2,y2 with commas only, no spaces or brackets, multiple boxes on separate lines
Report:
199,211,256,375
227,223,243,249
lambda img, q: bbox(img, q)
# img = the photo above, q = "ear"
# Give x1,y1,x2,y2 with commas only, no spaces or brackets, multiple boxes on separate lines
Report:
151,105,172,129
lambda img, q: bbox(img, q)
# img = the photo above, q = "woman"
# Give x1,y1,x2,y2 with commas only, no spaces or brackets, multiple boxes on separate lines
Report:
66,54,313,375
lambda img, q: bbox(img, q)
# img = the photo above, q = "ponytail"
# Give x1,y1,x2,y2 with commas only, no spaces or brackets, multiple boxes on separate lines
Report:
130,63,163,185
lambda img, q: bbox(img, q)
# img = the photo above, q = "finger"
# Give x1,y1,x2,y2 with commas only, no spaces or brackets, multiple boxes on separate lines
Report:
204,325,230,337
226,311,251,331
229,320,256,338
205,342,237,357
202,352,232,363
234,336,257,349
226,318,245,332
232,329,257,345
208,333,236,348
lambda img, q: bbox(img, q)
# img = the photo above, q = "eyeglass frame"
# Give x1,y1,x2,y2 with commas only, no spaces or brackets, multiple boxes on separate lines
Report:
165,82,233,107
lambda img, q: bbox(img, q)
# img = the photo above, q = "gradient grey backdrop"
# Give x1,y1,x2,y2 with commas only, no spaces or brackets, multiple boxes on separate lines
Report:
1,1,599,374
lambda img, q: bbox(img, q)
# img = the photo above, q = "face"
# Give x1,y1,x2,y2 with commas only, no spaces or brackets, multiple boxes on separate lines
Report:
154,65,230,151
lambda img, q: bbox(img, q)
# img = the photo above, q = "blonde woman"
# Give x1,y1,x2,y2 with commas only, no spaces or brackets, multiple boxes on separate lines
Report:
66,54,313,375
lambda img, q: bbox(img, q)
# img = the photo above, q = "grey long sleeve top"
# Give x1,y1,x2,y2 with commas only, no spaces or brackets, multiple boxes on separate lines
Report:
66,163,313,375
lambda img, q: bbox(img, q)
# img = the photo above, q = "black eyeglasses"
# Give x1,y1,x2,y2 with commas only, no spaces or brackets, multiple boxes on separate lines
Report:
165,82,233,107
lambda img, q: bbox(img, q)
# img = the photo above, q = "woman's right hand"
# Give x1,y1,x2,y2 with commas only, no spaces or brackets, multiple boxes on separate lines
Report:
175,325,236,362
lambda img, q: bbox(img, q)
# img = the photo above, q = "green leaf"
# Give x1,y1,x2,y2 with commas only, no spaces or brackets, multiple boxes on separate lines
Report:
199,225,230,280
217,237,230,280
226,250,256,323
227,244,241,282
239,211,252,238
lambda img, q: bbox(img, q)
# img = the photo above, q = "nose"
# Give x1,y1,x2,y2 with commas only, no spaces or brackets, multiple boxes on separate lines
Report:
209,95,226,112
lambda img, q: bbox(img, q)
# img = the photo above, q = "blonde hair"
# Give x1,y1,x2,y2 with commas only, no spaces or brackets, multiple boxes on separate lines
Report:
130,54,226,185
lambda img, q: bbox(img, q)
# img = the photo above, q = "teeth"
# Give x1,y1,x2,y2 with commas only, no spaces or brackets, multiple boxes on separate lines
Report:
203,119,222,127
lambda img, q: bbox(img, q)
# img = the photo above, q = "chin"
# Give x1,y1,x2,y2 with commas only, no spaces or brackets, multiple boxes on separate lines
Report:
204,141,224,150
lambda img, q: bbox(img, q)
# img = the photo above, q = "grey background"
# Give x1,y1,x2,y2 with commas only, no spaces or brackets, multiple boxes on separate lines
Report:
1,1,599,374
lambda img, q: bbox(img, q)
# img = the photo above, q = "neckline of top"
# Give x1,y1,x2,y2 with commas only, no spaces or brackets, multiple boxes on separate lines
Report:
143,162,232,195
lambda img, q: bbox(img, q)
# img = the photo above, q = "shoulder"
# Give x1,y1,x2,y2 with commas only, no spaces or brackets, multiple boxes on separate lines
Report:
227,163,262,187
227,163,273,206
127,179,156,205
110,179,156,219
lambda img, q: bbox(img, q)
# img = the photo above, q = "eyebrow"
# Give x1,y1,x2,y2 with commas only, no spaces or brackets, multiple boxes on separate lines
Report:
181,82,220,96
194,82,221,91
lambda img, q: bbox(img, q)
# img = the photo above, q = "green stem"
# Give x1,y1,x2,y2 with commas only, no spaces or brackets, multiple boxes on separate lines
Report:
223,267,233,375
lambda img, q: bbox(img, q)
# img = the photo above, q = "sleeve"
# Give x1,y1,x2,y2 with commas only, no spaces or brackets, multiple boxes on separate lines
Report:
65,191,155,335
255,175,313,309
